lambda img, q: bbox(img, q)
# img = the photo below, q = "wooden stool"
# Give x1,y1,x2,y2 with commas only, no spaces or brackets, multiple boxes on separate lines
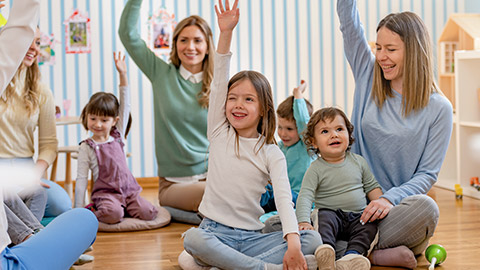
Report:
50,145,79,198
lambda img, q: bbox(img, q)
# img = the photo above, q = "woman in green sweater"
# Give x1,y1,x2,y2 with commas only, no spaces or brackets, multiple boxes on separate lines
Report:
119,0,214,224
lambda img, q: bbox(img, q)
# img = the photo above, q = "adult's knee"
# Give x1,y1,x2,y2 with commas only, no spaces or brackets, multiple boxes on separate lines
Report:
401,195,439,230
43,179,72,217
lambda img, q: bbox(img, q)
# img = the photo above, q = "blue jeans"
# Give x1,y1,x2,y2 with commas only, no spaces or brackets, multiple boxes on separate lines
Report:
0,158,72,217
184,218,322,270
2,208,98,270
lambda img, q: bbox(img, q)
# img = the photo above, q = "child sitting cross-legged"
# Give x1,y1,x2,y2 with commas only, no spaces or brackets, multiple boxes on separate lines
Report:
181,1,326,269
296,107,383,270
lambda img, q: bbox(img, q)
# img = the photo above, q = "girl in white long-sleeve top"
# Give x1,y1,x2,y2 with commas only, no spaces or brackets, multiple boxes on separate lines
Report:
182,1,325,270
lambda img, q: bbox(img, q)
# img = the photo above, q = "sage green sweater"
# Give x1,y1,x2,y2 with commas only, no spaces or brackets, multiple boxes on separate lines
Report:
119,0,209,177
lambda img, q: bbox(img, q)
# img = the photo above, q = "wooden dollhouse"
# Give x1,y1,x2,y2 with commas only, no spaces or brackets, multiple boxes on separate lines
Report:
438,14,480,111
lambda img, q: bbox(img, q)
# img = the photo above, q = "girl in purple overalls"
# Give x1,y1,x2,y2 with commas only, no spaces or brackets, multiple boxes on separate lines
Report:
74,52,158,224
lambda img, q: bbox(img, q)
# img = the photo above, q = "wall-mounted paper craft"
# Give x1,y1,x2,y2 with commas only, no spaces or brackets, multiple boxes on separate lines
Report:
38,32,58,65
64,9,91,54
148,7,176,56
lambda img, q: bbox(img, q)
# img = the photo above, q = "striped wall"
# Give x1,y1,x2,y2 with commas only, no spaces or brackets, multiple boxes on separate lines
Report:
6,0,467,178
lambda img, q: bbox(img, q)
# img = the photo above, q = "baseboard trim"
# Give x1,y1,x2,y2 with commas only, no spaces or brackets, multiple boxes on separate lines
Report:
55,176,159,190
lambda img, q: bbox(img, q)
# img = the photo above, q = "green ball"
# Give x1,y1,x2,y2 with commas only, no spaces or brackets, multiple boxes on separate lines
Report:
425,244,447,265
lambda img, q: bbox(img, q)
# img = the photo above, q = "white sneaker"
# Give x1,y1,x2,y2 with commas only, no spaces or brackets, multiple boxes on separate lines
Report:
73,254,94,265
314,244,335,270
178,250,211,270
336,254,371,270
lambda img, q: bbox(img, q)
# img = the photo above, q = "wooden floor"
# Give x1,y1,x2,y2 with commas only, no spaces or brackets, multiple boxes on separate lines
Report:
73,186,480,270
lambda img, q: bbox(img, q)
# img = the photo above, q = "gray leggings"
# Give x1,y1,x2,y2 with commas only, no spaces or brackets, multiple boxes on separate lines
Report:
4,193,45,245
263,194,439,256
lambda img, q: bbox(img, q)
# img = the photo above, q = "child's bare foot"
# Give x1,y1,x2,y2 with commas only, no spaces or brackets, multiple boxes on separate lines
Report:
369,245,417,269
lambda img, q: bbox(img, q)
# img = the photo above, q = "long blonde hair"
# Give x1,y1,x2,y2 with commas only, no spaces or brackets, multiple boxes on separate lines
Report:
169,15,214,109
2,62,41,116
372,11,438,117
227,71,277,154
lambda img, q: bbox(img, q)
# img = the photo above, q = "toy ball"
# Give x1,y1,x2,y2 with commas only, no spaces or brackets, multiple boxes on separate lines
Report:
425,244,447,270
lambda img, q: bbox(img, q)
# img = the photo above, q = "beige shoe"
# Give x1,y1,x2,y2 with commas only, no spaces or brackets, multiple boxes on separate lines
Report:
177,250,212,270
314,244,335,270
336,254,371,270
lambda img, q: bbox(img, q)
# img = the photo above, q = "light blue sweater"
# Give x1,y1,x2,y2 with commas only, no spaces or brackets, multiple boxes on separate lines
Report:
278,99,315,193
337,0,453,205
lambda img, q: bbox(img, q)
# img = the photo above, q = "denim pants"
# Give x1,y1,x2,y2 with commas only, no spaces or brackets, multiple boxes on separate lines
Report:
184,218,322,270
0,158,72,217
2,208,98,270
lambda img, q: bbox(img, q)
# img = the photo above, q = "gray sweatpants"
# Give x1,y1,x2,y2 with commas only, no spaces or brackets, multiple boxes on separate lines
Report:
263,194,439,256
4,193,45,245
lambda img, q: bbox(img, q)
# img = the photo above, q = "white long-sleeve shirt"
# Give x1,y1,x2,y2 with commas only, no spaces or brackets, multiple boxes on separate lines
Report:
0,0,40,253
0,0,39,94
198,52,298,237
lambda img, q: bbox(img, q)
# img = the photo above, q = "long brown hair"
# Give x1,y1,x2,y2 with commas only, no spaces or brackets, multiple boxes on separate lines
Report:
227,71,276,154
372,11,437,117
2,63,41,117
169,15,214,109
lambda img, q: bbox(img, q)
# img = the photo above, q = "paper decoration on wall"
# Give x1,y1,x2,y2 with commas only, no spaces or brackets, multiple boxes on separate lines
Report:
38,32,58,66
148,7,176,56
64,9,91,54
0,13,7,29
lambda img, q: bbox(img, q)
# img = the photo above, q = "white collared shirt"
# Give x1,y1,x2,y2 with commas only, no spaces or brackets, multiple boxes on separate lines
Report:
179,65,203,83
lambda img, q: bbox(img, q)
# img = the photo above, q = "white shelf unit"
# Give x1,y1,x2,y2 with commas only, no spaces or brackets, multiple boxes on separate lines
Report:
436,50,480,199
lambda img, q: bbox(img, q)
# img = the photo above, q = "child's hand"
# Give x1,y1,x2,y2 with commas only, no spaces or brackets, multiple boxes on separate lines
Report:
215,0,239,33
298,222,314,231
293,80,307,99
113,51,127,76
284,233,308,270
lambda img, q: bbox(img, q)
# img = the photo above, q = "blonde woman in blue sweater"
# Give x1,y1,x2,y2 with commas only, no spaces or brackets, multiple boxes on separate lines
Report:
337,0,453,268
119,0,215,223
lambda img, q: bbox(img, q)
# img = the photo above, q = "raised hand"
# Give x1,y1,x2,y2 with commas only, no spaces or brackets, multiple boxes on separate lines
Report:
113,51,127,76
215,0,239,33
293,80,307,99
113,51,128,86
